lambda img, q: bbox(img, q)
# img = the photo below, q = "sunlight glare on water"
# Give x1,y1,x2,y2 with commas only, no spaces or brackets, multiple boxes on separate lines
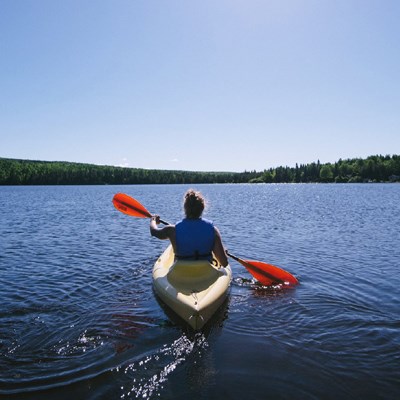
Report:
120,333,208,399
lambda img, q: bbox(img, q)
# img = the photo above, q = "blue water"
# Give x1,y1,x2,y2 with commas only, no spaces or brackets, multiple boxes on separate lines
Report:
0,184,399,399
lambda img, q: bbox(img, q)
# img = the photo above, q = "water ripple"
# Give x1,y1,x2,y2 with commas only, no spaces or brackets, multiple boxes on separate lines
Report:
1,184,399,399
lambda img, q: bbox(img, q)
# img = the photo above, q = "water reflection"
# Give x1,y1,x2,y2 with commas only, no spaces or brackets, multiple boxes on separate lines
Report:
119,333,205,399
118,300,228,399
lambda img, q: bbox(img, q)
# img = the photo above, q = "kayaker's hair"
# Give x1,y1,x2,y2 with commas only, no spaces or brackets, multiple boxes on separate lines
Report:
184,189,206,218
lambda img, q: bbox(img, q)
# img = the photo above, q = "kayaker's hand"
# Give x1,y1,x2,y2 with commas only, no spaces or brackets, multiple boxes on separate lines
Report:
152,215,161,225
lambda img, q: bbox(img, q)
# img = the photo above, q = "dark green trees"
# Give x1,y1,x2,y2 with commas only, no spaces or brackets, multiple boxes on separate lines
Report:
251,155,400,184
0,158,258,185
1,155,399,185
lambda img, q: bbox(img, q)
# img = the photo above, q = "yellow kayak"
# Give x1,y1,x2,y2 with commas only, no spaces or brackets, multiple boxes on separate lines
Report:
152,245,232,330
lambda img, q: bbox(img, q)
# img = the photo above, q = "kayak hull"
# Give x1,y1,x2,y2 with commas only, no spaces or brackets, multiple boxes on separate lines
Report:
152,245,232,330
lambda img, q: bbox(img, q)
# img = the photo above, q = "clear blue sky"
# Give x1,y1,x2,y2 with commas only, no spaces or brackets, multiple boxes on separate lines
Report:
1,0,399,172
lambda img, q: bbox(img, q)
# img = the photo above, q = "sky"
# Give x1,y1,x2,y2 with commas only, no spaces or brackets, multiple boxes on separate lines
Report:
1,0,399,172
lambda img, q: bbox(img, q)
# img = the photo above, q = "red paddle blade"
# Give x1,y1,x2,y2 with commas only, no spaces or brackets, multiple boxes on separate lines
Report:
238,259,299,287
112,193,152,219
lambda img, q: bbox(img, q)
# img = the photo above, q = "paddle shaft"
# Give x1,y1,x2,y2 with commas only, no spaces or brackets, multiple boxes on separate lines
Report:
113,193,298,286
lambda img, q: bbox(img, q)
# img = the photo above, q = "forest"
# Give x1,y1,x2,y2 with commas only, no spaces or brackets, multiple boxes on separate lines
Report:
0,158,257,185
0,155,399,185
249,154,400,184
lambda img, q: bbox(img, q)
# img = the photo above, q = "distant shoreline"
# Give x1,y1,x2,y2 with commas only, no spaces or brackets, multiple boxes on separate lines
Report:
0,155,399,185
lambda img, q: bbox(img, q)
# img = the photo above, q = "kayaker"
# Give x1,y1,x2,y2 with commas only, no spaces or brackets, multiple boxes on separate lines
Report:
150,189,229,267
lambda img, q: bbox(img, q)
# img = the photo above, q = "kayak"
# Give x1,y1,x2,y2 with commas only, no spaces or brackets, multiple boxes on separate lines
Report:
152,245,232,330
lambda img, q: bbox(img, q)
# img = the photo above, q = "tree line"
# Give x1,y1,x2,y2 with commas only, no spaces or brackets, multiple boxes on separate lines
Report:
0,155,399,185
0,158,258,185
250,154,400,183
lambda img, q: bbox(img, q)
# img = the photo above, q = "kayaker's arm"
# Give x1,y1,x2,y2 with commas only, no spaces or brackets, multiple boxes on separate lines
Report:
150,215,177,251
213,227,228,267
150,215,169,239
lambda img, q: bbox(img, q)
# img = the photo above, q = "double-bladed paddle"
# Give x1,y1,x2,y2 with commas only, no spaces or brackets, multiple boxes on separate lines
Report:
112,192,299,287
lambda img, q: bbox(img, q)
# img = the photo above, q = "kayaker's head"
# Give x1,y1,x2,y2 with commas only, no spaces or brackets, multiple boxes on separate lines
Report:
184,189,205,219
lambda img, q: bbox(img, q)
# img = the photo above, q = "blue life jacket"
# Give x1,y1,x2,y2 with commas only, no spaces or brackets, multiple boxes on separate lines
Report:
175,218,215,259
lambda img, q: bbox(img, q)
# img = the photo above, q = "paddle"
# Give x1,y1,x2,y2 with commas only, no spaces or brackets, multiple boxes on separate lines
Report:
112,192,168,225
226,252,298,286
112,193,299,287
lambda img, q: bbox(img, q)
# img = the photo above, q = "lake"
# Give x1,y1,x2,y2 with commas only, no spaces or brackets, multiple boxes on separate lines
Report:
0,184,399,399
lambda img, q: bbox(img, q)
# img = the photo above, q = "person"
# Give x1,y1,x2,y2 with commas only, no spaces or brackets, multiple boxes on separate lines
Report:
150,189,228,267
